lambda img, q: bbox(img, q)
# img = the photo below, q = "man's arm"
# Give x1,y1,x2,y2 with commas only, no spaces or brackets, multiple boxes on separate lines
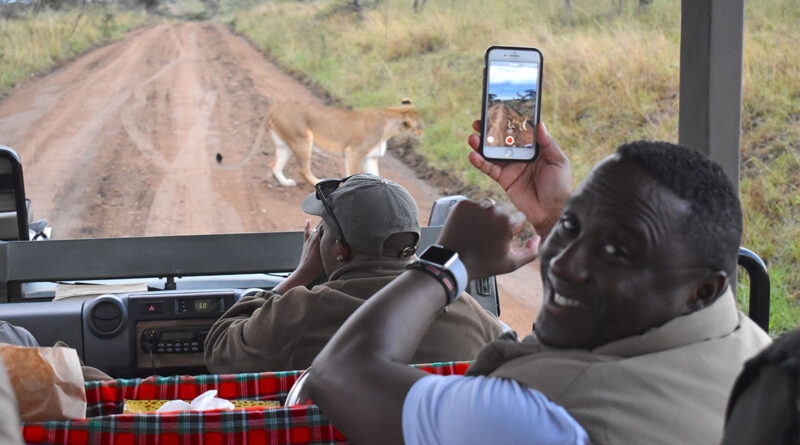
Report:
206,221,325,373
0,360,22,444
204,290,303,373
306,201,540,445
272,220,324,294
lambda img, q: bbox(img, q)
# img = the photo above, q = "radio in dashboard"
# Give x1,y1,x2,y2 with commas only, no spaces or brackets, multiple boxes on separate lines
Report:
141,326,210,354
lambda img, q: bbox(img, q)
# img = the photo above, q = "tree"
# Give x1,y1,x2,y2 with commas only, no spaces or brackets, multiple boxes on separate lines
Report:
523,89,537,101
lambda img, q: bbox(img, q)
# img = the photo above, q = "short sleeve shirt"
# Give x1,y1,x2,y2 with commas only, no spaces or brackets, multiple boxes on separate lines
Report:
402,375,591,445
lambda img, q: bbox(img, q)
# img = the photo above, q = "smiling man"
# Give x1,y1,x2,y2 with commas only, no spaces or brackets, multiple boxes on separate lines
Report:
534,144,739,350
304,123,772,445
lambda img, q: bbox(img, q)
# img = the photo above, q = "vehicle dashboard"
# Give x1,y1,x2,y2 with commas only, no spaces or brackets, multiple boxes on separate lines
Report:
0,289,250,378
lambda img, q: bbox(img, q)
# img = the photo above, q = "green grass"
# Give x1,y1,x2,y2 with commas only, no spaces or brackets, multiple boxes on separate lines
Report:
229,0,800,334
0,7,150,95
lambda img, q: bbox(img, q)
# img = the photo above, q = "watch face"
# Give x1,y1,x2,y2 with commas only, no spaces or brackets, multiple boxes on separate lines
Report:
420,245,457,265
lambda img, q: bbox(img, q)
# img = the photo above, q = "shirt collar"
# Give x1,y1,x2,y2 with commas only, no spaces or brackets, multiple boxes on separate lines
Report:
589,287,740,357
328,259,409,281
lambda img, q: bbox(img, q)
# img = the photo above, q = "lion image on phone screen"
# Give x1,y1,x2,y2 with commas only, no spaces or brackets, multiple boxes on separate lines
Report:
267,99,424,186
486,103,533,148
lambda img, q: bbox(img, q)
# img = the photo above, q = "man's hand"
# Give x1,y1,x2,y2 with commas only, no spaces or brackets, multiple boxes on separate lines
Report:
437,199,540,281
272,220,324,294
468,121,573,239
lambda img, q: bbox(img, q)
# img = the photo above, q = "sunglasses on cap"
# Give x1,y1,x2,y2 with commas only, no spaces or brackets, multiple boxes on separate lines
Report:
315,175,354,244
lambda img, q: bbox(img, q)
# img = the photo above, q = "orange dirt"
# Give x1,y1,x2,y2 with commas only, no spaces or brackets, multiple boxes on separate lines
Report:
0,22,541,334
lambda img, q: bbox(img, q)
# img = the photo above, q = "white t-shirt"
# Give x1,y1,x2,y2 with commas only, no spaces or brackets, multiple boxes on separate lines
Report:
402,375,591,445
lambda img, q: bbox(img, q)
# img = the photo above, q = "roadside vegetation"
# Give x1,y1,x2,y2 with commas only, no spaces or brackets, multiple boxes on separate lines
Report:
0,6,149,96
229,0,800,333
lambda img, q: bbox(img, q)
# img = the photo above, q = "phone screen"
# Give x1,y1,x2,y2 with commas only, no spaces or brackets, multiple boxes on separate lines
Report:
482,47,542,161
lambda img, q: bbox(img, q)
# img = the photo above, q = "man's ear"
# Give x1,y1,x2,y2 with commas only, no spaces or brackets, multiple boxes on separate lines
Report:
687,271,728,311
335,239,352,262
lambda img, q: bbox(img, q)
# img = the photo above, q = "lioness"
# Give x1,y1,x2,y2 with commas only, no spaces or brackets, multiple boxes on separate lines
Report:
511,115,529,131
267,99,424,186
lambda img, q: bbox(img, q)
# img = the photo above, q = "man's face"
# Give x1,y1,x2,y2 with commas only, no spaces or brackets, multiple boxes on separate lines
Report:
535,156,703,349
318,219,341,276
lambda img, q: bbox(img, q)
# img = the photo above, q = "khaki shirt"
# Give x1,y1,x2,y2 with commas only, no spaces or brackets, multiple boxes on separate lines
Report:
205,260,503,373
467,288,772,445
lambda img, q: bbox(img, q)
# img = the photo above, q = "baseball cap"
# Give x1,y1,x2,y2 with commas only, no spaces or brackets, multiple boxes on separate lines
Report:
302,174,420,257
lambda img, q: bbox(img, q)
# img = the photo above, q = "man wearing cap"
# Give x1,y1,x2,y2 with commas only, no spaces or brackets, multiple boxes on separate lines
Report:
204,174,503,373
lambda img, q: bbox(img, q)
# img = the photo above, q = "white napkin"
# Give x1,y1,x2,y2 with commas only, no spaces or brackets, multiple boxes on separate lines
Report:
156,390,235,413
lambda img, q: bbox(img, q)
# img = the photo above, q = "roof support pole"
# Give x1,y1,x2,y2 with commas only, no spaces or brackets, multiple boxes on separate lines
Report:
679,0,745,190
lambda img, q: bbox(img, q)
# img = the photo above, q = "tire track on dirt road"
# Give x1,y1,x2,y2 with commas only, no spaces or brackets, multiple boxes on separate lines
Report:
0,21,541,333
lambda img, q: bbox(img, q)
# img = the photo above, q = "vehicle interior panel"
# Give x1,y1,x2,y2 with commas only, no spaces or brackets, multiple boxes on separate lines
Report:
0,300,83,353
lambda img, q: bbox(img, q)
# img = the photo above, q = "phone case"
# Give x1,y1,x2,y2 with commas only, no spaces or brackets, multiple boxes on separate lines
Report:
479,45,543,162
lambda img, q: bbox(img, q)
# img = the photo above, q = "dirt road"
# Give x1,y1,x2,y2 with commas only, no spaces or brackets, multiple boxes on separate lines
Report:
0,22,540,332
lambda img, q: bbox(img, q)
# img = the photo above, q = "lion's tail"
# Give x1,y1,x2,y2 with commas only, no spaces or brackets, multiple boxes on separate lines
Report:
216,115,269,171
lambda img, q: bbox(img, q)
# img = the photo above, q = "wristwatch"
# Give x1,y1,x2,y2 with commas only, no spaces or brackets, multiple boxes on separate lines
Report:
407,244,468,305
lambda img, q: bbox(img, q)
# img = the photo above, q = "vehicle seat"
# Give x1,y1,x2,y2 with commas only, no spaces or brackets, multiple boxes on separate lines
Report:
738,247,770,332
0,146,30,241
428,195,501,316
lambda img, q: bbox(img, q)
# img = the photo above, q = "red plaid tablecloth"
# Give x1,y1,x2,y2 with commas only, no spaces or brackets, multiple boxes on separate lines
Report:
22,361,470,445
84,371,304,418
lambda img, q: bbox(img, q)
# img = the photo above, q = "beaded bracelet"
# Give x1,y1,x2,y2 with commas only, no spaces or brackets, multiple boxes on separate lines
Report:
406,261,458,305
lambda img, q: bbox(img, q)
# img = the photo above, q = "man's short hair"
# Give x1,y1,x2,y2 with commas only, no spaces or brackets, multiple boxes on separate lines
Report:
615,141,742,274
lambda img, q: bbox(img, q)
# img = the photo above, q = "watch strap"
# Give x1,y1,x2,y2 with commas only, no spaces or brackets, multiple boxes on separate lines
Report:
408,245,468,305
406,261,458,305
444,252,468,299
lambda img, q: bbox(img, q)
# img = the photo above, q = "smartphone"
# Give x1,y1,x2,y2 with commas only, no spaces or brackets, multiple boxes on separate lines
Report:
479,46,543,161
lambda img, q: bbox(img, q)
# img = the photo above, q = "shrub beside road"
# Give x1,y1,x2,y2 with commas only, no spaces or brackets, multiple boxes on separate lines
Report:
0,7,149,95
